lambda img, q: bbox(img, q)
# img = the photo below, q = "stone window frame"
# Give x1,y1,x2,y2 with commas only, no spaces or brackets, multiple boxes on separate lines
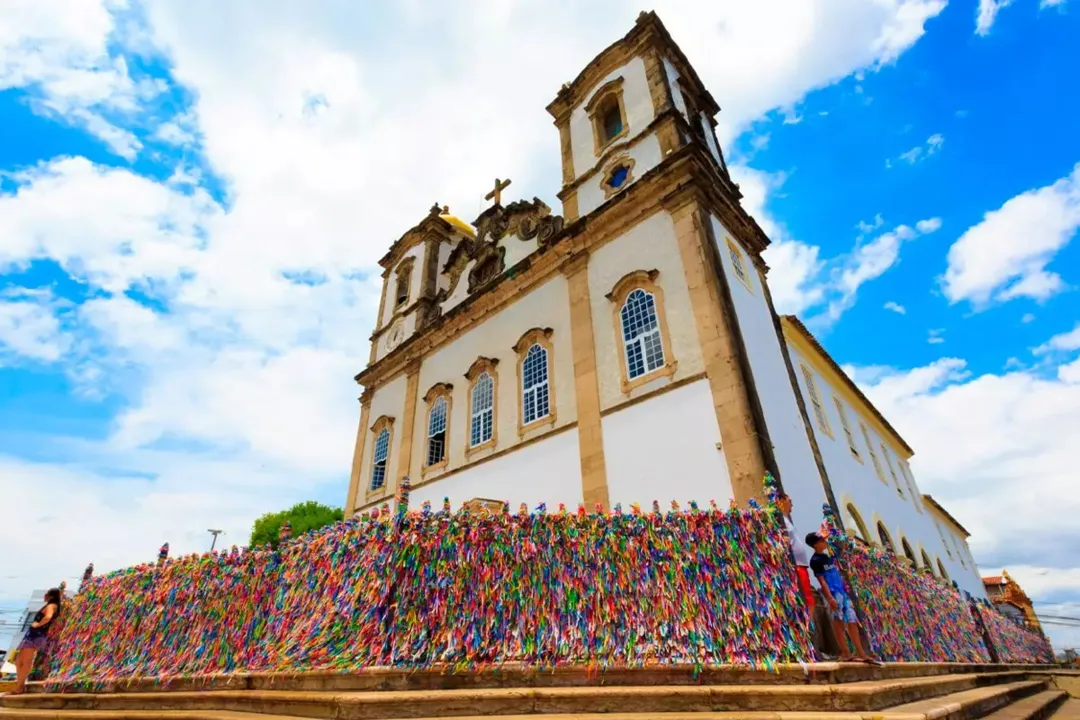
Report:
393,256,415,309
900,463,923,513
421,382,453,476
513,327,557,438
832,395,862,462
367,415,395,496
861,424,888,485
464,357,499,458
799,363,834,439
880,443,905,499
725,238,754,293
601,154,637,199
585,77,629,157
606,269,677,395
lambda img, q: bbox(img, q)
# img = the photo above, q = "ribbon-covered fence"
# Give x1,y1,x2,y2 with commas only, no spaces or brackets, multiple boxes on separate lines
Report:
973,601,1055,664
821,505,1049,664
42,487,813,686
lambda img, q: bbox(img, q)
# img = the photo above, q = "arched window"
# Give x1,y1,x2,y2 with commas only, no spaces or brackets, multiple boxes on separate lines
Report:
394,257,415,308
921,549,934,574
465,357,498,455
937,559,950,580
522,345,549,422
845,503,870,542
585,77,628,155
601,99,623,141
901,537,917,567
423,383,452,473
877,521,895,553
368,416,394,492
607,270,676,393
622,288,664,379
514,328,556,436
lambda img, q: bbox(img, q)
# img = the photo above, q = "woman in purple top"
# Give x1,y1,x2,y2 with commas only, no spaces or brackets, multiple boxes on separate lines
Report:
9,588,61,695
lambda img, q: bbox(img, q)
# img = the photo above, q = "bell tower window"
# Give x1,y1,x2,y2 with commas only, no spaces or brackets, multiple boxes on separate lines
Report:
585,77,629,156
602,100,623,140
393,257,414,308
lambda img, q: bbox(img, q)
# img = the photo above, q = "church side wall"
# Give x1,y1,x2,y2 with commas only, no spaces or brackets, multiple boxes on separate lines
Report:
709,216,828,544
602,378,733,508
407,427,583,511
568,56,654,184
404,274,577,497
353,373,408,511
662,57,689,119
588,211,705,412
787,345,986,598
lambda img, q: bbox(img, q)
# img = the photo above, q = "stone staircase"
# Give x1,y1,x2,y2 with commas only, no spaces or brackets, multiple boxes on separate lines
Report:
0,663,1074,720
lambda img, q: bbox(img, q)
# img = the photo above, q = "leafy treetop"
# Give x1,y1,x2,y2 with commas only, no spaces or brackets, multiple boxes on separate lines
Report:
249,500,344,548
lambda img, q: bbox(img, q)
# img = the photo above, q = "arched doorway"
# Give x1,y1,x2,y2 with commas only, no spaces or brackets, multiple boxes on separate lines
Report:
877,521,895,553
921,549,934,575
901,537,917,567
845,503,870,542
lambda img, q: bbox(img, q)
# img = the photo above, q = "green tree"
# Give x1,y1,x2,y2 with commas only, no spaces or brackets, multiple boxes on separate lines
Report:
249,500,344,548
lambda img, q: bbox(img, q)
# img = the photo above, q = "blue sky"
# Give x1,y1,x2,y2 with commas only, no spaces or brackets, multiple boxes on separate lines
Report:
1,0,1078,651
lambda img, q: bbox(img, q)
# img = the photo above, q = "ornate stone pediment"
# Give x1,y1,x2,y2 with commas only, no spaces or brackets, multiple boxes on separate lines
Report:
475,197,565,247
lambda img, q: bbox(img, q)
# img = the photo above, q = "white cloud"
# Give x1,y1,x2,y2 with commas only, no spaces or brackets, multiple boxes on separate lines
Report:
976,0,1014,35
1040,0,1066,6
884,301,907,314
943,163,1080,307
927,327,945,344
1022,313,1036,323
0,0,951,625
1033,323,1080,355
855,352,1080,650
916,217,942,233
0,290,70,363
894,133,945,165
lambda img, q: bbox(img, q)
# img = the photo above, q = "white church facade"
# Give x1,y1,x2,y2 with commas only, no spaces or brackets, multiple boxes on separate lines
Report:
344,12,986,600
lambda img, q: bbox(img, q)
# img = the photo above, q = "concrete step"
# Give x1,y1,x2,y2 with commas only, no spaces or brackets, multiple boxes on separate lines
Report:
978,690,1069,720
885,679,1051,720
0,671,1038,719
1047,698,1080,720
22,664,1040,695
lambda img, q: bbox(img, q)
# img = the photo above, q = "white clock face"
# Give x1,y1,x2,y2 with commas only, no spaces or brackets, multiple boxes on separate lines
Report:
386,322,404,350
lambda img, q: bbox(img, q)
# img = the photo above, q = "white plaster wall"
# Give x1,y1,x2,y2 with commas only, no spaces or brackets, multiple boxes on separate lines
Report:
439,260,476,314
662,57,688,119
500,235,540,272
576,132,663,218
569,56,654,182
587,211,704,412
788,346,986,598
436,242,452,293
602,378,733,508
710,216,828,541
407,428,583,511
355,373,408,507
414,275,577,478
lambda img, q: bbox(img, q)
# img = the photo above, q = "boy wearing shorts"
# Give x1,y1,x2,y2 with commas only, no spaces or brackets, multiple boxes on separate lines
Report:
806,532,877,663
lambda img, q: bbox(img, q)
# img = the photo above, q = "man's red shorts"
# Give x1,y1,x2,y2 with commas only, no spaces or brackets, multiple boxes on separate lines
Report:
796,566,815,609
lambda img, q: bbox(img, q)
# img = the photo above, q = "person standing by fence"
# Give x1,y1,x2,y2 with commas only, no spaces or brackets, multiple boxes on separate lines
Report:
805,533,878,664
9,588,62,695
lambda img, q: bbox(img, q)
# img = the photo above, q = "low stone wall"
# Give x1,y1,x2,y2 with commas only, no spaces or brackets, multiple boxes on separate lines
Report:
974,602,1055,664
44,499,813,685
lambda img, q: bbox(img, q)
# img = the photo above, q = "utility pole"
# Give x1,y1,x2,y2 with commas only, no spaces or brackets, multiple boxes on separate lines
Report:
207,529,224,551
